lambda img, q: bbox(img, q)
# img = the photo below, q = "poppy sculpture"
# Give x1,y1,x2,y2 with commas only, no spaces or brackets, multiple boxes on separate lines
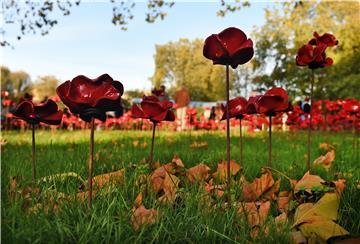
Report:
296,31,338,171
257,87,291,166
221,96,248,166
131,95,175,171
203,27,254,206
342,100,360,157
13,99,63,182
57,74,124,208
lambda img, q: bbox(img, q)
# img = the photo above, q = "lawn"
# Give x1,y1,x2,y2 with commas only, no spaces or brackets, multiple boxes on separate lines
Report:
1,129,359,243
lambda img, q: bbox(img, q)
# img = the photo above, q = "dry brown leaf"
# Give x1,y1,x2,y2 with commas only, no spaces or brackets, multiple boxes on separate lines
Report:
150,164,174,193
212,160,241,182
334,179,346,195
204,179,225,198
319,143,334,151
171,155,185,168
313,150,335,170
92,169,125,189
134,192,143,208
237,201,270,227
131,205,158,231
241,170,275,202
158,173,180,204
189,141,208,149
277,191,291,213
186,164,210,184
275,212,288,232
294,171,325,193
263,179,281,201
290,231,306,244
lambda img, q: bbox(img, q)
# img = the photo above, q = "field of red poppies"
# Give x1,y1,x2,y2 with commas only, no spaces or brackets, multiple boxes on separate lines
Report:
2,27,360,243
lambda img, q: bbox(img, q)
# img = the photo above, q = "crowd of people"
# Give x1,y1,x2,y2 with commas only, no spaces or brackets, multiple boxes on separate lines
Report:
1,88,359,133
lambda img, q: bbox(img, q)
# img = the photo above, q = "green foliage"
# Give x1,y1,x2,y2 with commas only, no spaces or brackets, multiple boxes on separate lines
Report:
252,1,360,100
32,75,60,101
1,66,32,100
151,38,239,101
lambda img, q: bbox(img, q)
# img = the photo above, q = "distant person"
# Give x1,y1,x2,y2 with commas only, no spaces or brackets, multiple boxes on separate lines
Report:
152,85,169,101
174,86,190,131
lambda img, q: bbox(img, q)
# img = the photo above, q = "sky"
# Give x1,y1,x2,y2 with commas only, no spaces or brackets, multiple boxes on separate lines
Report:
2,1,274,91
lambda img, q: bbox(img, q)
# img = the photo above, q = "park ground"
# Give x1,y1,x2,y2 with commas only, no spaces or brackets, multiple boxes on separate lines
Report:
1,129,359,243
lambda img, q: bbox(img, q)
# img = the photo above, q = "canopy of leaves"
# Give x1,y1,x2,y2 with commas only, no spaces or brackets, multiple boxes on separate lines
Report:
1,66,32,99
252,1,360,100
151,38,239,101
32,75,60,102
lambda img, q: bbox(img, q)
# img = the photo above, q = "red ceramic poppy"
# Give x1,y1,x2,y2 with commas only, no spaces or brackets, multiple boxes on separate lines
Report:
296,43,333,69
257,87,289,116
246,95,262,114
56,74,124,122
13,99,63,125
131,96,175,123
220,96,248,120
342,100,360,114
203,27,254,69
308,32,338,47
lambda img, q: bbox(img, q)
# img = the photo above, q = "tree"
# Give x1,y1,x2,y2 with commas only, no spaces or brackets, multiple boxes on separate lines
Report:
151,38,239,101
32,75,60,102
251,1,360,100
1,66,32,99
1,0,251,47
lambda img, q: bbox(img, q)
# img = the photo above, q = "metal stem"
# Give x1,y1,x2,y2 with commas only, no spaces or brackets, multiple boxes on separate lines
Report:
268,115,272,167
149,122,157,172
225,64,231,207
88,117,95,209
307,70,315,171
32,124,36,183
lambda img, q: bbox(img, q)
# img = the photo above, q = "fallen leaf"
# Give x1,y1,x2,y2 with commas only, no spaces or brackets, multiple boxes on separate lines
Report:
319,143,334,151
172,155,185,168
158,172,180,204
92,169,125,189
277,191,291,213
263,179,281,201
186,164,210,184
150,164,174,193
189,141,208,149
241,170,275,202
294,171,325,193
293,193,349,242
290,231,306,244
134,192,142,208
204,179,225,198
131,205,158,231
213,160,241,182
237,201,270,227
313,150,335,170
275,212,288,232
334,179,346,195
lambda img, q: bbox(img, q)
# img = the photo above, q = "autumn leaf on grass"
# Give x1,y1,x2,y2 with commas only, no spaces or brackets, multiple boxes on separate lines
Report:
150,163,175,193
158,173,180,204
319,143,334,151
290,231,307,244
240,170,275,202
294,171,325,194
186,164,210,184
277,191,291,213
131,205,158,231
204,179,225,199
92,169,125,189
189,141,208,149
212,160,241,182
293,193,349,242
333,179,346,195
134,192,143,208
171,155,185,168
313,150,335,171
237,201,271,228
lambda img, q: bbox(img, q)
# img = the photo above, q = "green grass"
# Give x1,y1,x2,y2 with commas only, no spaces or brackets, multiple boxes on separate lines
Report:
1,129,359,243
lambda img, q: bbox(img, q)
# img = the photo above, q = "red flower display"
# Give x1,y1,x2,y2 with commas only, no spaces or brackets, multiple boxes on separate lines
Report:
296,32,337,70
246,95,262,114
257,87,290,116
343,100,360,114
131,96,175,123
203,27,254,69
220,96,247,120
13,99,63,125
56,74,124,122
309,32,338,47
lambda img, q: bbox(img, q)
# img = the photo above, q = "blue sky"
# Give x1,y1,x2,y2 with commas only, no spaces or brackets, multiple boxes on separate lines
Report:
2,1,274,91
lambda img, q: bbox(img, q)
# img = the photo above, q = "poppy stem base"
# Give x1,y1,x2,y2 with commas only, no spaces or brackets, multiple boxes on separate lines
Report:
307,70,315,171
268,115,272,167
88,117,95,209
31,124,36,183
149,122,157,172
225,64,231,208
